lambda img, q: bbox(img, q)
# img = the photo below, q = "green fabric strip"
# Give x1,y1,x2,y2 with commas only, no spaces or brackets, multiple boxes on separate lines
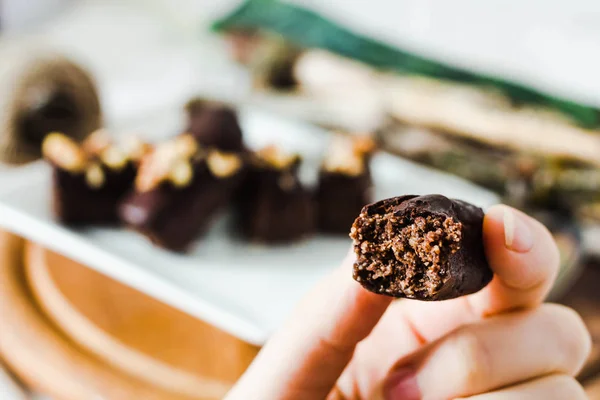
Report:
213,0,600,129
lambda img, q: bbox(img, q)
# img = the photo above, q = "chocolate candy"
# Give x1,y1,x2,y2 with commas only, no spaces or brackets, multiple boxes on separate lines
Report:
185,99,244,152
350,194,492,300
236,146,314,243
317,172,372,234
52,163,137,225
43,131,147,225
317,135,375,234
119,137,244,251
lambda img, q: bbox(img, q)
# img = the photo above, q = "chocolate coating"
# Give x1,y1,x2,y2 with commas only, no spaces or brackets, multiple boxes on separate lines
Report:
317,170,373,234
185,101,244,152
351,194,492,300
236,160,314,243
119,160,243,252
52,163,136,225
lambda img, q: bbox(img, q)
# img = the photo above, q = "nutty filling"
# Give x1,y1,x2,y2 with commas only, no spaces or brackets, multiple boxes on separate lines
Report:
353,212,462,297
255,145,299,169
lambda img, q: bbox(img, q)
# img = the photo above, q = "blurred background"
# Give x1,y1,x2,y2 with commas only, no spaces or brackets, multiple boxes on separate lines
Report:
1,0,600,399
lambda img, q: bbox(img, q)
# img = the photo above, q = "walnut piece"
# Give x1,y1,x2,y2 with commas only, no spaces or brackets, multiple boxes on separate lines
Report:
85,163,105,188
101,147,128,170
135,135,199,192
170,134,199,159
42,132,87,172
352,135,376,155
322,134,373,176
168,159,193,187
256,145,299,169
82,129,112,155
207,151,242,178
120,135,152,161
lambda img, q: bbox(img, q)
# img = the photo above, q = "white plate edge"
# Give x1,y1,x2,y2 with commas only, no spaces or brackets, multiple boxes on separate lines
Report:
0,186,268,345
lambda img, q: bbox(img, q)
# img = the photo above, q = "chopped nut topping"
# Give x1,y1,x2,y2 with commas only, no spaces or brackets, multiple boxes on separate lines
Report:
322,134,374,176
82,129,112,155
207,151,242,178
44,130,152,190
120,135,152,161
256,145,299,169
135,135,200,192
42,132,87,172
352,135,376,156
101,147,128,170
84,130,151,169
85,163,105,188
168,159,193,187
135,157,161,192
136,149,171,192
323,152,363,176
171,134,199,159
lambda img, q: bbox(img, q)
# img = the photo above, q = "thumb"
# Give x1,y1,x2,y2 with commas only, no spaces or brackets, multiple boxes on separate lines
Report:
225,251,392,400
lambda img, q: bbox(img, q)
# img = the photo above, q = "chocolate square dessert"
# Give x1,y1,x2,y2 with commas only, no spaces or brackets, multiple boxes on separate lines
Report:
42,130,148,225
235,145,315,243
317,134,375,234
119,135,245,252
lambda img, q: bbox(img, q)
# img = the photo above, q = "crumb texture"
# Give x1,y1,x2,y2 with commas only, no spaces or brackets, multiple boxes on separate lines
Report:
351,194,492,300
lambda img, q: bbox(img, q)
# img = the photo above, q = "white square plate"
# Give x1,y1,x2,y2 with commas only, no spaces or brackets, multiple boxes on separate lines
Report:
0,109,499,345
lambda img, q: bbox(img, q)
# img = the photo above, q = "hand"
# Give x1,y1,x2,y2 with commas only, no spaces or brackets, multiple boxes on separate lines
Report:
226,205,591,399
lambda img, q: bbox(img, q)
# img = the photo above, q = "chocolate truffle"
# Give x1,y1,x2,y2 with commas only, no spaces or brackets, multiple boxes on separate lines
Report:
350,194,492,300
236,146,314,243
119,136,244,252
185,99,244,152
317,135,375,234
42,131,148,225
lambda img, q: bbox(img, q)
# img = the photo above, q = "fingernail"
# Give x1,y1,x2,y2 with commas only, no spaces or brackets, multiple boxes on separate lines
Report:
503,208,534,253
383,368,420,400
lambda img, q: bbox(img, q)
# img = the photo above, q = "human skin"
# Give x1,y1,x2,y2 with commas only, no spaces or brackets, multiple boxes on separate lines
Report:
226,205,591,400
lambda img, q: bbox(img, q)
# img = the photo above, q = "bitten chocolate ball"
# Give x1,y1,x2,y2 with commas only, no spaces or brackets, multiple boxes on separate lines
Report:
350,194,492,301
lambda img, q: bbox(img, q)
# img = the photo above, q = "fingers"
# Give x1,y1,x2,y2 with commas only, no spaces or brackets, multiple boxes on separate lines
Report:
399,205,561,343
226,251,392,400
227,205,563,400
471,205,560,316
381,304,591,400
459,374,587,400
326,205,566,398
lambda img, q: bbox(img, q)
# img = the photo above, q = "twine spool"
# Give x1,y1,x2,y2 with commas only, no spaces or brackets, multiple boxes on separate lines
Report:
0,46,101,164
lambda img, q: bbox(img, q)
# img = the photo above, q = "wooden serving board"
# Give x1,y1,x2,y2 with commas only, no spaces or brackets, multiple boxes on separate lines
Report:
25,242,259,398
0,231,259,400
